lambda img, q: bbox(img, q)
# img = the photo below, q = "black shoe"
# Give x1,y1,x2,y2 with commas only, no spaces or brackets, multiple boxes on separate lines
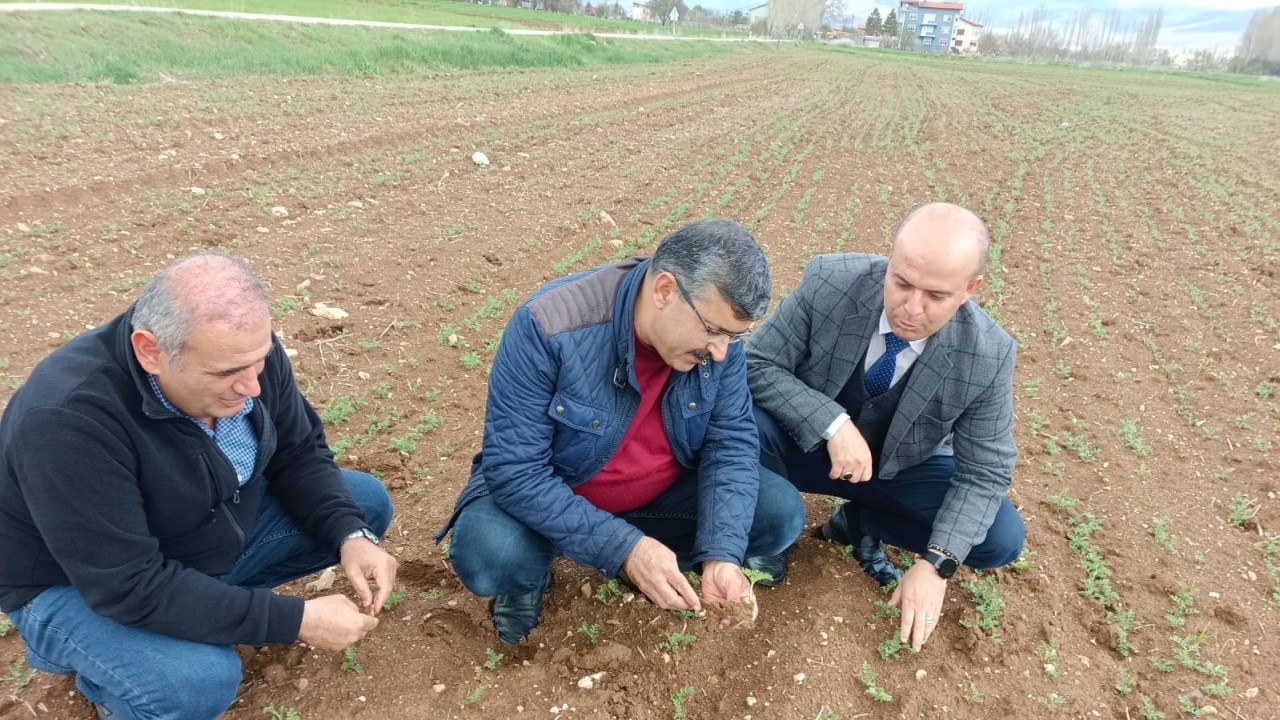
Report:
492,576,549,644
743,547,790,587
821,506,902,588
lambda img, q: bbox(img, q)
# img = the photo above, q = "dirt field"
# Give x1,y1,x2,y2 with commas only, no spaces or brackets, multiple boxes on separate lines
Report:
2,46,1278,719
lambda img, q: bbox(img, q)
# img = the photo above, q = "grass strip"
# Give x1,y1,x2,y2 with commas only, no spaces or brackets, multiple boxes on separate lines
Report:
0,11,741,83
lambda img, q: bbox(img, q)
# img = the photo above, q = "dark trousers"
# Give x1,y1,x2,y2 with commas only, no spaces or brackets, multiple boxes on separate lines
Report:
754,405,1024,569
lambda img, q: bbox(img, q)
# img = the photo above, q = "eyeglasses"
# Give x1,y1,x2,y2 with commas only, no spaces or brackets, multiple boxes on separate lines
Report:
673,276,753,344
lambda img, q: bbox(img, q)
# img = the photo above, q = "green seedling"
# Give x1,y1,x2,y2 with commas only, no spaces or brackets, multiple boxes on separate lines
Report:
0,613,11,637
382,585,407,611
1042,638,1063,678
1165,583,1198,627
659,631,697,654
1150,517,1177,555
958,572,1004,642
871,599,900,621
685,570,700,587
420,588,447,601
458,685,486,708
1008,547,1035,572
1039,692,1066,710
340,646,362,673
963,682,984,704
1138,695,1165,720
1112,418,1150,455
263,706,301,720
856,660,892,702
577,621,600,644
1045,488,1079,511
741,567,774,588
877,632,906,660
1226,493,1258,528
670,685,695,720
670,609,699,619
1114,668,1135,695
593,579,623,605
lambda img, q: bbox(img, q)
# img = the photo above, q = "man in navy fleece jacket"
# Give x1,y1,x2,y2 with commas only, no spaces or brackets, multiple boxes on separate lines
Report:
0,252,397,720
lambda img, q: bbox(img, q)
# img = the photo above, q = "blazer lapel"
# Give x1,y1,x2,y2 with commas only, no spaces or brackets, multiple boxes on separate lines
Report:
823,282,883,397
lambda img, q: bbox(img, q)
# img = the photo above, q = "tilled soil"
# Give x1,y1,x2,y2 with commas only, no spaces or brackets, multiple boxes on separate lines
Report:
2,46,1278,719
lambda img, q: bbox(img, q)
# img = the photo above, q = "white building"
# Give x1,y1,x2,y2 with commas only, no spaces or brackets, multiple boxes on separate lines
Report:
951,16,982,53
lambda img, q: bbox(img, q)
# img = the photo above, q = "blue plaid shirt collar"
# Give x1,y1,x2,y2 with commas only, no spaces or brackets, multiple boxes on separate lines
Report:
146,374,258,486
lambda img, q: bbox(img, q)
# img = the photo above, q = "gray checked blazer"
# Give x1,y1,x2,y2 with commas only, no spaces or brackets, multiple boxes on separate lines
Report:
746,253,1018,561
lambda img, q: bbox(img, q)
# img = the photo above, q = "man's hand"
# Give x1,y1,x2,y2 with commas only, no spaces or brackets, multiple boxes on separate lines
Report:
621,536,700,611
889,561,948,651
339,537,399,614
298,594,379,651
826,419,874,482
701,560,757,627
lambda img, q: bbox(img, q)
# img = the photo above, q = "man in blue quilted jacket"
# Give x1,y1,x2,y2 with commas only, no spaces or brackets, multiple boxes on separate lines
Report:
438,219,805,644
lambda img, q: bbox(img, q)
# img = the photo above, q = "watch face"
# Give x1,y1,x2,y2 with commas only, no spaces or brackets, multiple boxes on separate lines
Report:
936,557,958,579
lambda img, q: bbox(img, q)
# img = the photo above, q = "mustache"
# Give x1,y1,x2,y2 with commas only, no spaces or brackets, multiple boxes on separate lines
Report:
691,350,711,363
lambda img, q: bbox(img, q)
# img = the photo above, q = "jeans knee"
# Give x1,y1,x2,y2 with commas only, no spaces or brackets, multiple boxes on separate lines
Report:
751,469,806,554
342,469,393,537
450,506,550,597
128,647,240,720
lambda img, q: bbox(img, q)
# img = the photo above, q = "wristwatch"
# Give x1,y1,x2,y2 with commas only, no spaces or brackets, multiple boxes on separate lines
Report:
338,527,380,553
922,545,959,579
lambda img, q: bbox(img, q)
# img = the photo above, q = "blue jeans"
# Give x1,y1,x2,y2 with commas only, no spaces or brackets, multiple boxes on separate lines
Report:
449,467,805,597
755,405,1024,568
7,469,392,720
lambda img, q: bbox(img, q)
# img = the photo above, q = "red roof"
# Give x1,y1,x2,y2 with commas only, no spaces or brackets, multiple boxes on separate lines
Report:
957,16,983,27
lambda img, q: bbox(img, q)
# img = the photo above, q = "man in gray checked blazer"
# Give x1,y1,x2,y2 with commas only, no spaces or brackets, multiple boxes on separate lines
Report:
745,203,1024,652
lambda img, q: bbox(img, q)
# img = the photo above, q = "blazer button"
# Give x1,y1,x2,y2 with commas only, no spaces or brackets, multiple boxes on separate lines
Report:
555,405,565,415
591,420,600,428
687,402,698,411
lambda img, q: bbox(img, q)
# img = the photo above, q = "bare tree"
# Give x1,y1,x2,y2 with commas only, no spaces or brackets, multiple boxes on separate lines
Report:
1234,7,1280,74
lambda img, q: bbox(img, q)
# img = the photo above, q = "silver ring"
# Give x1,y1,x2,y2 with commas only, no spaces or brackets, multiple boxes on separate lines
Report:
926,615,937,623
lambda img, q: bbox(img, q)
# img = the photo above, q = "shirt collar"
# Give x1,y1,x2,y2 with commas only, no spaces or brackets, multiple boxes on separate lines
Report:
878,310,929,354
146,373,254,428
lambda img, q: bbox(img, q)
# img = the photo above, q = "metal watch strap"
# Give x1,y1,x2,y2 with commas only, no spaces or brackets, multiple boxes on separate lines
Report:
337,527,379,553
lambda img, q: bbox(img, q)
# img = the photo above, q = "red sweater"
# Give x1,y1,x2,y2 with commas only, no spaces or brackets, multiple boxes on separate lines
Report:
573,334,680,513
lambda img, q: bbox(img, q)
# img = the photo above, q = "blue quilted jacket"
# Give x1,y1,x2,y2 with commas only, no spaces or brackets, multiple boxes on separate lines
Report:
438,257,761,577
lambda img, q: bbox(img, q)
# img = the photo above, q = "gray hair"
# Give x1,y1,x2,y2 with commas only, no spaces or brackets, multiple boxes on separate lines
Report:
648,219,772,320
131,251,270,365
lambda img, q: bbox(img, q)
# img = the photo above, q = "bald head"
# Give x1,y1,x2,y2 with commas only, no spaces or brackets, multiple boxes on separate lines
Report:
882,204,990,341
892,203,990,280
132,252,271,362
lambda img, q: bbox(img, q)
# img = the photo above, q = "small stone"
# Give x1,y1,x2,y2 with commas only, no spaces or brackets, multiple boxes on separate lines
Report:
1078,656,1091,667
357,696,366,702
293,678,309,691
213,132,225,140
347,200,364,209
915,669,927,680
767,649,776,658
1208,591,1221,599
1247,571,1257,581
256,227,269,233
1202,706,1217,715
1245,687,1258,698
190,187,206,196
833,616,844,624
357,371,371,381
472,151,490,166
793,672,806,684
16,222,30,232
432,684,446,693
284,348,298,359
271,206,289,218
580,583,592,598
746,696,757,707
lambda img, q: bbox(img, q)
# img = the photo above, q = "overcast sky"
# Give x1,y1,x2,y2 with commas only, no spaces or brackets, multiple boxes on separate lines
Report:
705,0,1275,51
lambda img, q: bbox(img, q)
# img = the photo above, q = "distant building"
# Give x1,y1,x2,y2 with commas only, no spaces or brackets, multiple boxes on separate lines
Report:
951,16,982,53
631,1,654,22
898,0,964,54
747,3,768,24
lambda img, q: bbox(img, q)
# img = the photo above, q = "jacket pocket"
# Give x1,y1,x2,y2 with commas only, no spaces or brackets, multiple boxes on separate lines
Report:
548,392,608,435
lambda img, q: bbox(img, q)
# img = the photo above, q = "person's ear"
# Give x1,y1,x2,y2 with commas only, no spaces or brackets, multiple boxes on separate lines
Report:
131,330,167,375
965,274,985,295
652,271,679,311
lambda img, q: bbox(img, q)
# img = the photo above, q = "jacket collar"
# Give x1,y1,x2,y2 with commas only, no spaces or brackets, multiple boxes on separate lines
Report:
610,257,650,391
113,305,181,420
